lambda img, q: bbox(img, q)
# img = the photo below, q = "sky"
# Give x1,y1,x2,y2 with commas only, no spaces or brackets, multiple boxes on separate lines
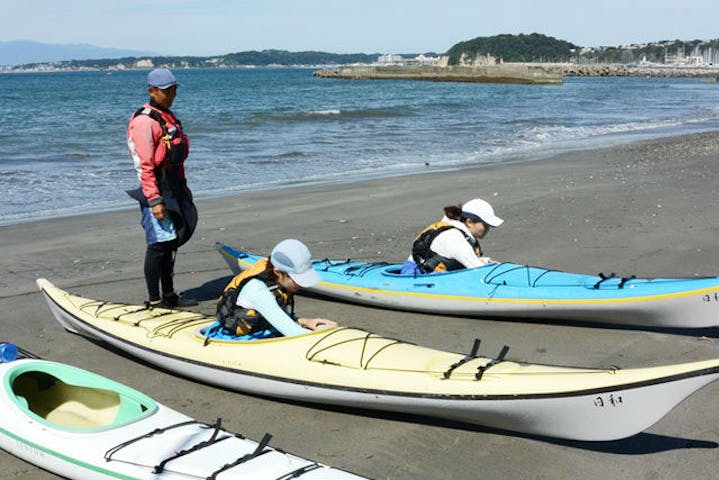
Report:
3,0,718,56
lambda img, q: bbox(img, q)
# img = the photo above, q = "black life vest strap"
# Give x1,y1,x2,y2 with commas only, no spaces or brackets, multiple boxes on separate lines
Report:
413,225,454,273
133,107,168,136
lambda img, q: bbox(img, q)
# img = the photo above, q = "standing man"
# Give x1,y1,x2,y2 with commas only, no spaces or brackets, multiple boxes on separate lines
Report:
127,68,198,308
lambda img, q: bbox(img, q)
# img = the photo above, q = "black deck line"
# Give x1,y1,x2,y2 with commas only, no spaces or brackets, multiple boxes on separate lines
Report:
42,287,719,402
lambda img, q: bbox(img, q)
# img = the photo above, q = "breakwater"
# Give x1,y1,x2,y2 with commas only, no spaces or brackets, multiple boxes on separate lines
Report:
560,63,719,78
314,63,719,84
314,64,564,85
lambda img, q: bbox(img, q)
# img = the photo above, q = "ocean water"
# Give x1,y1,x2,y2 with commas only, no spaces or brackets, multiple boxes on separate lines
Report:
1,68,718,226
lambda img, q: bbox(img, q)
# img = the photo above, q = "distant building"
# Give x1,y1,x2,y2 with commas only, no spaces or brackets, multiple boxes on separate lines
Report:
376,54,405,65
405,54,440,65
664,45,718,66
134,59,154,68
375,54,440,66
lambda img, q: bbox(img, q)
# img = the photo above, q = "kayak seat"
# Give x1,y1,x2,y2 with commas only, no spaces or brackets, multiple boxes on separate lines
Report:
202,321,277,341
12,371,145,430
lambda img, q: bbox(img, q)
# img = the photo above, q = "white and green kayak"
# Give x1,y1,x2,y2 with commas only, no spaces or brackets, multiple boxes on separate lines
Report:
0,346,366,480
37,278,719,442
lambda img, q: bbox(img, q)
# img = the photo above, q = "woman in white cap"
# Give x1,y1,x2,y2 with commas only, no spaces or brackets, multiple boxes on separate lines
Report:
401,198,503,275
216,239,337,337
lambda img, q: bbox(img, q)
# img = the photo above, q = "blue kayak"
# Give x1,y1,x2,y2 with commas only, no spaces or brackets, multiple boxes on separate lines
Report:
216,243,719,329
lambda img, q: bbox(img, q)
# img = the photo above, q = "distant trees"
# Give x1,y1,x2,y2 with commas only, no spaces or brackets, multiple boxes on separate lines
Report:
8,36,719,72
8,50,385,71
445,34,719,65
445,33,578,64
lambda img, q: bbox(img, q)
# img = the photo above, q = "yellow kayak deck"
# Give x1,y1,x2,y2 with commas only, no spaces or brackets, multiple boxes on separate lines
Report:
40,279,719,398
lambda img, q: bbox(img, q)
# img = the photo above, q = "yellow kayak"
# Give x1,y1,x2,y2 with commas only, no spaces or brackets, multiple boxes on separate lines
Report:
37,278,719,441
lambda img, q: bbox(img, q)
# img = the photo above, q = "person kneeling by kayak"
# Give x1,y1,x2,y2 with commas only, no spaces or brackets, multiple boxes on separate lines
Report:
401,197,504,275
216,239,337,337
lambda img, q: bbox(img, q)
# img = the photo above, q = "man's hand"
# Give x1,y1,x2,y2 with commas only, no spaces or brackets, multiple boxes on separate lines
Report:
298,317,338,330
152,203,166,221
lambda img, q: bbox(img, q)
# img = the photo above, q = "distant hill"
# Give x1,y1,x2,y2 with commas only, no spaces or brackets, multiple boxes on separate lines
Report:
5,35,719,71
3,49,414,71
445,33,719,65
446,33,578,64
592,38,719,63
221,49,385,66
0,40,157,66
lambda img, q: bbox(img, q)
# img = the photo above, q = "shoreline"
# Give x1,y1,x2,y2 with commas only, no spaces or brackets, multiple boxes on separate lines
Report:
3,127,719,229
3,129,719,479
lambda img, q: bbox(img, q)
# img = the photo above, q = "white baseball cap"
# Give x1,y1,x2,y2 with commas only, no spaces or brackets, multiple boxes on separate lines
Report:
461,198,504,227
270,239,321,288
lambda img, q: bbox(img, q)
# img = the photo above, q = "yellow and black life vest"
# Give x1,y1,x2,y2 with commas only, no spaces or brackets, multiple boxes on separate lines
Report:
411,221,481,273
216,258,295,335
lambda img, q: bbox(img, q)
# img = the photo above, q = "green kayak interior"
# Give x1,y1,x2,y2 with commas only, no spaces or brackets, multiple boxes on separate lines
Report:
4,360,157,431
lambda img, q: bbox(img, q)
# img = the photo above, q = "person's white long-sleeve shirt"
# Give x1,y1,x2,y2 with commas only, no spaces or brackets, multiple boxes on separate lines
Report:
411,216,493,268
235,279,309,337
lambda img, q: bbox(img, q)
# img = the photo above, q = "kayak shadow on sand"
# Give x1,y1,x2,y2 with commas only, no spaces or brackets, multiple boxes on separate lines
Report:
263,398,719,454
180,275,234,302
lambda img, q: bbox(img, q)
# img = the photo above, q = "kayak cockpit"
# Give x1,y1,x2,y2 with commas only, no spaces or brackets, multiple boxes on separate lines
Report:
7,361,157,431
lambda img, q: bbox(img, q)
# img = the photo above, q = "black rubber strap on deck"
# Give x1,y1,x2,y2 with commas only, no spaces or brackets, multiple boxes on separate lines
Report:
443,338,481,379
113,305,151,321
475,345,510,380
207,432,273,480
618,275,636,289
275,463,323,479
105,420,199,461
593,272,616,289
153,418,227,473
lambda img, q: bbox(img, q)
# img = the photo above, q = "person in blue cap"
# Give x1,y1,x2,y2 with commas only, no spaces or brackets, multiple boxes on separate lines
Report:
216,239,338,337
127,68,198,308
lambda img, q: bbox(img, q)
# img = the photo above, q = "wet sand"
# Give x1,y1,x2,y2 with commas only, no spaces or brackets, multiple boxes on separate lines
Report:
2,131,719,479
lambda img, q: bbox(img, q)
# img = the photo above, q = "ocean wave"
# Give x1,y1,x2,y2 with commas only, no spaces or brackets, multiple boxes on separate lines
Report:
254,107,407,122
5,71,719,227
243,151,309,164
513,116,719,146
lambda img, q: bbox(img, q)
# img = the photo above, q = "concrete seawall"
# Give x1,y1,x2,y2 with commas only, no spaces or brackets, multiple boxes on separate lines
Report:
314,64,564,85
314,63,719,84
560,63,719,78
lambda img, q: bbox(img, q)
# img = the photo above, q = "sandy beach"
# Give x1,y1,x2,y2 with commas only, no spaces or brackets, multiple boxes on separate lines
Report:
2,131,719,479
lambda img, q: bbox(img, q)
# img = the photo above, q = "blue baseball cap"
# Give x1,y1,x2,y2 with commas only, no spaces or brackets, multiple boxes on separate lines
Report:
271,239,321,288
147,68,177,89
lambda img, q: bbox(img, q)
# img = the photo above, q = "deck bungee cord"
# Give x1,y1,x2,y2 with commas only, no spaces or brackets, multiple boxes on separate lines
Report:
305,327,409,370
74,296,208,337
